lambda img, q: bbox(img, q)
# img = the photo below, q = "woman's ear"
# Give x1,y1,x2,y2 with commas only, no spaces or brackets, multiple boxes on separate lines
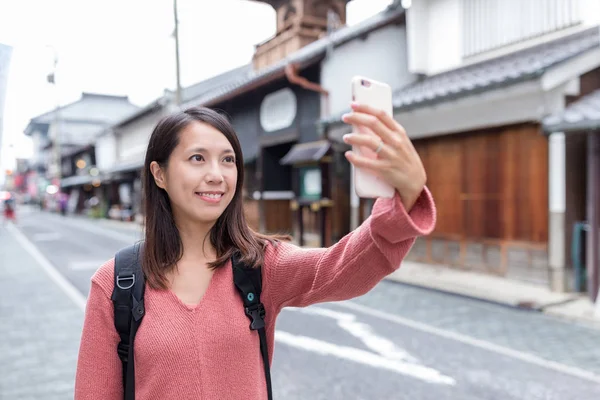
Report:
150,161,166,189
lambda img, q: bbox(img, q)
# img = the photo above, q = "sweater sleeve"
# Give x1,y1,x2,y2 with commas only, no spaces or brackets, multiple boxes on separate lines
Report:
263,187,436,311
74,260,122,400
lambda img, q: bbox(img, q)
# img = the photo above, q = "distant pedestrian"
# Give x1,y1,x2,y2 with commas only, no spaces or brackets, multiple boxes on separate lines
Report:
3,198,16,224
74,105,436,399
59,192,68,216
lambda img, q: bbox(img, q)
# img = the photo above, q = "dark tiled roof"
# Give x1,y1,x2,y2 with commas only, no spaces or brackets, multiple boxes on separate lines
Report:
109,65,255,130
393,26,600,110
280,140,330,165
320,26,600,127
26,93,140,132
110,97,165,129
181,4,405,108
543,89,600,133
182,64,253,103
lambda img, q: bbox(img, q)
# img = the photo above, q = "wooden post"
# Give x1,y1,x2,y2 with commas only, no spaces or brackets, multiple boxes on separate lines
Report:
587,132,599,302
320,160,330,247
298,206,305,247
258,149,266,233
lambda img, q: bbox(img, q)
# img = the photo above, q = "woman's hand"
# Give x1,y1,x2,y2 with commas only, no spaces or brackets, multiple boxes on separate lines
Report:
342,102,426,212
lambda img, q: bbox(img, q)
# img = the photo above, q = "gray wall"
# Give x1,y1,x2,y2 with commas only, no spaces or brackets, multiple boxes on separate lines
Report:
321,24,416,118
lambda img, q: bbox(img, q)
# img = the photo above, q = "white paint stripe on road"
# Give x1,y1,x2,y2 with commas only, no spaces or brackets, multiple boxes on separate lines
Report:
336,301,600,385
275,330,456,385
7,223,86,312
291,307,420,363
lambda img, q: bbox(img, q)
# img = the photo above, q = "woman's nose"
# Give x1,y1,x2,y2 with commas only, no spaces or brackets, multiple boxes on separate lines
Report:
204,162,224,183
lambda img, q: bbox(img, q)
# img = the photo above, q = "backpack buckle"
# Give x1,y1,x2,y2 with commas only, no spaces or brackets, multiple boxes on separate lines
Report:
245,303,266,331
117,342,129,363
117,274,135,290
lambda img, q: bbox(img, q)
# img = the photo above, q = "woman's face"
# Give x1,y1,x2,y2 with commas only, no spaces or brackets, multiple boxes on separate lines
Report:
150,121,238,226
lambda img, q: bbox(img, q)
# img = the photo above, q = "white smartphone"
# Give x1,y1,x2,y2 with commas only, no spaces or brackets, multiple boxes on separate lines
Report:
350,76,395,199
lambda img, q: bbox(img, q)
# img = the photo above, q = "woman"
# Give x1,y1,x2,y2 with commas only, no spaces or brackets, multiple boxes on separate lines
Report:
75,103,435,399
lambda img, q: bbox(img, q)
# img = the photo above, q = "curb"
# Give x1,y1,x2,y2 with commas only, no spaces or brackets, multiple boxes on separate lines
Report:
384,273,600,329
383,275,546,311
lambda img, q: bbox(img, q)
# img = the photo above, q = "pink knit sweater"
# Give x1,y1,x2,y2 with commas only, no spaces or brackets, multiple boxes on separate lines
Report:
74,189,435,399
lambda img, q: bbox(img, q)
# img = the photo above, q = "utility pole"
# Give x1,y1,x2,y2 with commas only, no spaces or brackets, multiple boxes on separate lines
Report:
173,0,182,107
47,48,61,188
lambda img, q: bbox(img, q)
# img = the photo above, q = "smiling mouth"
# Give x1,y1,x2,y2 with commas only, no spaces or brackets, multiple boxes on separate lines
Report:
194,192,225,203
195,192,223,199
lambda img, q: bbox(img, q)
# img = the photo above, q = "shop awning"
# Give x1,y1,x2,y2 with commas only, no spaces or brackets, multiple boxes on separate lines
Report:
280,140,330,165
543,89,600,134
108,160,144,174
60,174,99,188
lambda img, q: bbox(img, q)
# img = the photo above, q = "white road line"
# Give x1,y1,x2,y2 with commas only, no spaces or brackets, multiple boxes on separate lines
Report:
291,307,420,363
336,301,600,384
7,223,87,312
283,307,455,384
275,330,456,385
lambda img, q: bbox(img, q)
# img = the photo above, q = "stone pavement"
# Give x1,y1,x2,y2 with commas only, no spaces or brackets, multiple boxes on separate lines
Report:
65,212,600,326
388,260,600,327
0,223,84,400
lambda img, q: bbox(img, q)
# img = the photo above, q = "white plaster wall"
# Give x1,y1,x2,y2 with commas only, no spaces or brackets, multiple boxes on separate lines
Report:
321,24,416,117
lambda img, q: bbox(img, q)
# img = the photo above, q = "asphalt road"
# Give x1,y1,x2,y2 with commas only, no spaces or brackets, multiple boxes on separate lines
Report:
10,208,600,399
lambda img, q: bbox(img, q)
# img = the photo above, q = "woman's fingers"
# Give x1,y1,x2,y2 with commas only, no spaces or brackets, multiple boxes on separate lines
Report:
344,150,387,171
342,133,392,158
342,112,398,147
349,102,407,139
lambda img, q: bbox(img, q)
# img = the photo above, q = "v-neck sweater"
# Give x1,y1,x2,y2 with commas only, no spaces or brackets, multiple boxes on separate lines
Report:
74,188,436,399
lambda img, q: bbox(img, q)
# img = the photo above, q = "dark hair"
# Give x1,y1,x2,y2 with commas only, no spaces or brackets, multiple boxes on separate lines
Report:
142,106,288,290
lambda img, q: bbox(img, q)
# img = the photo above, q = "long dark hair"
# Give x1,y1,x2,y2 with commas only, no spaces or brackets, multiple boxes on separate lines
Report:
142,106,287,290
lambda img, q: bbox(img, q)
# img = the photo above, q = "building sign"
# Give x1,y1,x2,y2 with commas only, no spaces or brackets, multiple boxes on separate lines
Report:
300,167,321,200
260,88,297,132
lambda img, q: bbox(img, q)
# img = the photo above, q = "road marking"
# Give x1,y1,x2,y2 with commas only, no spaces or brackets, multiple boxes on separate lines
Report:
294,307,420,363
276,331,455,385
43,214,140,243
11,212,600,385
69,260,105,271
32,232,62,242
283,306,455,385
7,223,86,312
336,301,600,384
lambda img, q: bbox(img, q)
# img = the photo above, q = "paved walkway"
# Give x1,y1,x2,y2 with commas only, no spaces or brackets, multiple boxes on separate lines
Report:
0,223,84,400
388,261,600,327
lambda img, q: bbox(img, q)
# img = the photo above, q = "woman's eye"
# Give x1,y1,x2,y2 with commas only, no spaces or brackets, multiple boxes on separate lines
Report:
190,155,204,162
224,156,235,163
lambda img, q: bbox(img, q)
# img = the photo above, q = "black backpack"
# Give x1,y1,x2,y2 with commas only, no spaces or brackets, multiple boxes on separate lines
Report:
110,242,272,400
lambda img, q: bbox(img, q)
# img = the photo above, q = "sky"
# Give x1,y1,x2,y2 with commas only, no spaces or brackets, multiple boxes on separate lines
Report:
0,0,394,181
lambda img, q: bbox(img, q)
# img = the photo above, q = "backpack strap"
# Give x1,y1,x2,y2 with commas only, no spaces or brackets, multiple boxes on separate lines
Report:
231,253,273,400
111,241,145,400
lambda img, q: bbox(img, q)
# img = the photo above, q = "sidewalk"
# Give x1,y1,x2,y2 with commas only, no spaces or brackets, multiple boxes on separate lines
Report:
387,261,600,327
0,223,85,400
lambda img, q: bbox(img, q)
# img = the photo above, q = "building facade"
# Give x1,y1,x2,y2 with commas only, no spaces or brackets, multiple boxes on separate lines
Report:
24,93,140,211
323,0,600,292
0,43,12,184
